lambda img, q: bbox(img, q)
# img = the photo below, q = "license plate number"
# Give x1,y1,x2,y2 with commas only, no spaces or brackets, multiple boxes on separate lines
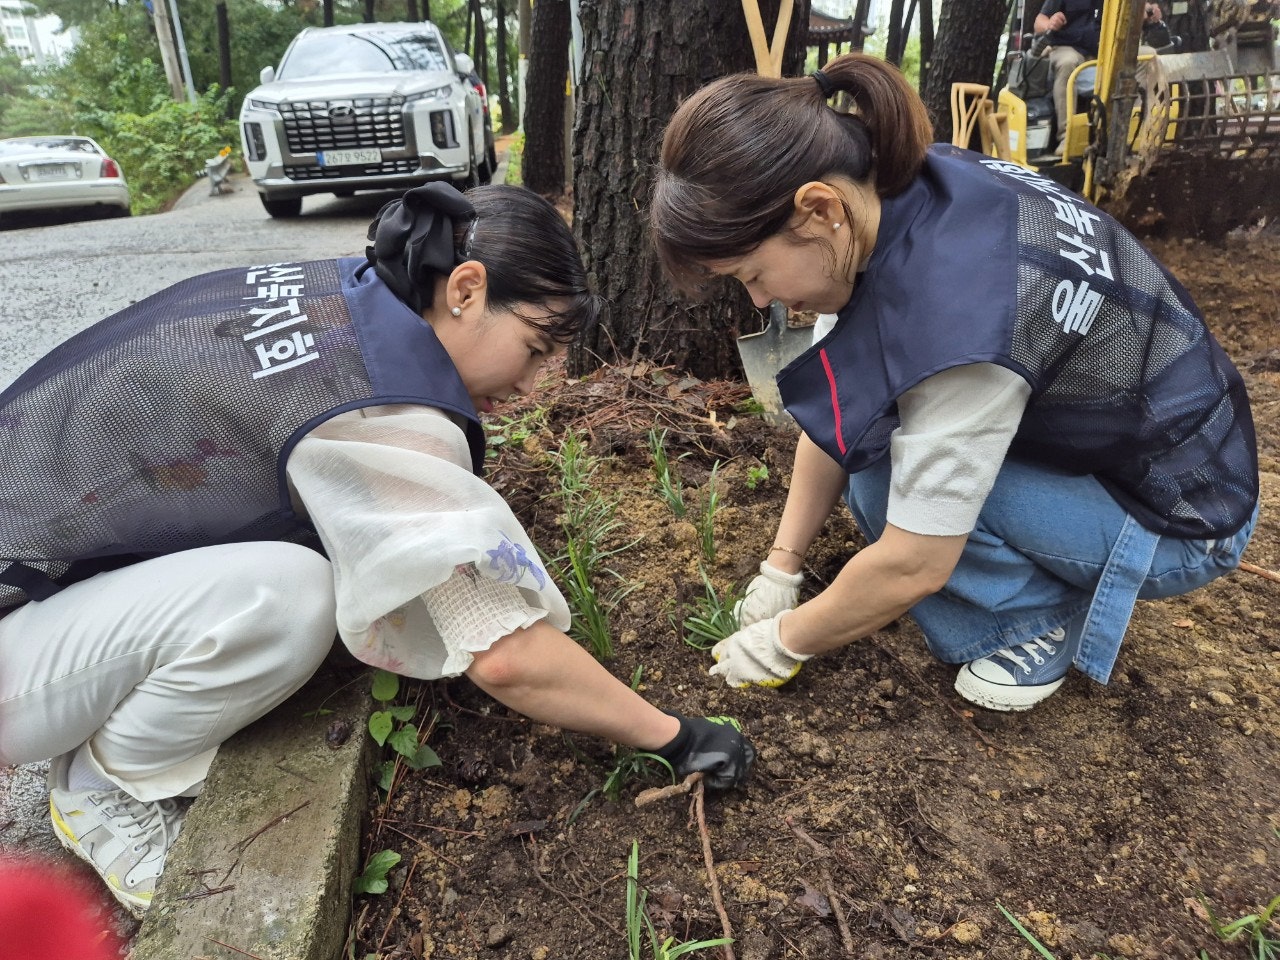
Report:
317,148,381,166
34,165,71,180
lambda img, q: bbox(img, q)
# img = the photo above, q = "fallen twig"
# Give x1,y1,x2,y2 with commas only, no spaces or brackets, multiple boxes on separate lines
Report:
786,818,855,955
634,771,702,807
220,800,311,883
529,838,622,936
1239,560,1280,584
203,937,265,959
375,854,420,956
692,779,736,960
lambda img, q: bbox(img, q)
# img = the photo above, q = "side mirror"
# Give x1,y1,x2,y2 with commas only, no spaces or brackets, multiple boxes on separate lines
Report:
454,52,475,75
260,65,276,85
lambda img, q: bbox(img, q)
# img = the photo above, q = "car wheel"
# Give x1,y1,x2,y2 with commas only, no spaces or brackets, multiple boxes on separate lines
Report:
454,159,481,193
478,156,493,186
261,195,303,218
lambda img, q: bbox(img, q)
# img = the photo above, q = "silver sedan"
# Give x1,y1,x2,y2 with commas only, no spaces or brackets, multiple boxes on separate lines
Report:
0,136,131,221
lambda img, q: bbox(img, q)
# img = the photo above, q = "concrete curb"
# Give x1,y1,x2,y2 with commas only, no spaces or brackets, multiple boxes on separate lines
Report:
131,664,375,960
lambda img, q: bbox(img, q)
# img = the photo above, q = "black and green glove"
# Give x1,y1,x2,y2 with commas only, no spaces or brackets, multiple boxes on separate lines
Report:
653,712,756,790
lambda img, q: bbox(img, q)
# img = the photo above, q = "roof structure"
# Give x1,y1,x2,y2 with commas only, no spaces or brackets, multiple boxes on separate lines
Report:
808,5,873,43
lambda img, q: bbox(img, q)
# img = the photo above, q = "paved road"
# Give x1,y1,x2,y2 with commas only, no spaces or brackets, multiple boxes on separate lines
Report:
0,173,401,930
0,175,395,387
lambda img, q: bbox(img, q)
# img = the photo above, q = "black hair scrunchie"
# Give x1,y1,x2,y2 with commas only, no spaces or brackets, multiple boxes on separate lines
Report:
811,69,837,100
364,182,477,315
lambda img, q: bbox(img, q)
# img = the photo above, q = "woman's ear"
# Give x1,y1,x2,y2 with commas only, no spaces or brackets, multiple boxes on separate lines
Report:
791,181,844,233
445,260,489,317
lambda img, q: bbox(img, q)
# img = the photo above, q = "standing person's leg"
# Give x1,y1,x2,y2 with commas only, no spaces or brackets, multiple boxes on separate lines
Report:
0,541,337,915
1048,46,1086,153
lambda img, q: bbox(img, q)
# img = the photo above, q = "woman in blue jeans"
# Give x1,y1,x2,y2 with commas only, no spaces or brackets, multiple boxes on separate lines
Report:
647,52,1259,711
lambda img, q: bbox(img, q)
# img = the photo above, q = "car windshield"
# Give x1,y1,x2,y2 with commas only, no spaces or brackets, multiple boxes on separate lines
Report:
279,32,451,79
0,137,98,154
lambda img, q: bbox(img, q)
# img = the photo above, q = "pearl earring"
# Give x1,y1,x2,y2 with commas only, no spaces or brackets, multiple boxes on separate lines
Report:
833,222,842,230
451,306,462,316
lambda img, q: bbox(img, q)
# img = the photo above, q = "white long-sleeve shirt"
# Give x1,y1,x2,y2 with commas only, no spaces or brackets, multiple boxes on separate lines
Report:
286,404,568,680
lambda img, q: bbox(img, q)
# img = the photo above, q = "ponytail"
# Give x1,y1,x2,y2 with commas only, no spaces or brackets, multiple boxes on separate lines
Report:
652,53,931,294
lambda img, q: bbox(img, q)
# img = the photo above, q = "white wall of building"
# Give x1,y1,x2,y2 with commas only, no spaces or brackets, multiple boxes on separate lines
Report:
0,0,74,67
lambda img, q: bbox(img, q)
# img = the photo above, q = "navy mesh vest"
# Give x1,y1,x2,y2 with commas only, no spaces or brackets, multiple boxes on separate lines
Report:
0,257,484,603
778,146,1257,540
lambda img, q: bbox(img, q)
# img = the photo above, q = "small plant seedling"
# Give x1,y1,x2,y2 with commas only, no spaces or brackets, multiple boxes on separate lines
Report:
695,461,724,564
745,463,769,490
368,670,442,792
627,840,732,959
679,566,743,649
545,430,641,661
483,406,549,457
996,903,1057,959
1200,891,1280,960
647,427,687,518
353,849,401,895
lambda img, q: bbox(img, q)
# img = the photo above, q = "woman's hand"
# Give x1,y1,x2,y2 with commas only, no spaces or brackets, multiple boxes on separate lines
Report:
733,560,803,627
710,613,810,688
653,713,757,789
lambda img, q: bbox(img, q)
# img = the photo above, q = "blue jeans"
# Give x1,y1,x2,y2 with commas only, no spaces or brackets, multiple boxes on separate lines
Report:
845,456,1257,684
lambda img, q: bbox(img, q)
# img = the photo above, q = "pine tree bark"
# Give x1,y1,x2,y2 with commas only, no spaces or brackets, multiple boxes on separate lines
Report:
570,0,809,379
919,0,1008,143
522,0,570,196
497,0,516,132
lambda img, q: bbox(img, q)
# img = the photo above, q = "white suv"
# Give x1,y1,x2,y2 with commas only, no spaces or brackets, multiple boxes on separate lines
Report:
240,21,489,218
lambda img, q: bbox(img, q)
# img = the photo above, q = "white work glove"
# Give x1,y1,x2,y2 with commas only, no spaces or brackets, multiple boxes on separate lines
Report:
733,560,803,628
710,613,811,689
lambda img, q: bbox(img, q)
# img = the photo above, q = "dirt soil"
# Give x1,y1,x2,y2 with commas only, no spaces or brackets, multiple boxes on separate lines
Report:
350,232,1280,960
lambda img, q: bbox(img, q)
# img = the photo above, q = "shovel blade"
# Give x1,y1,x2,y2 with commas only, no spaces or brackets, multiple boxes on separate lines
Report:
737,302,811,427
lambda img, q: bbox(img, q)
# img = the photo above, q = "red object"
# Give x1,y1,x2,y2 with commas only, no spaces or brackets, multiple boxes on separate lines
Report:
0,860,122,960
99,157,121,179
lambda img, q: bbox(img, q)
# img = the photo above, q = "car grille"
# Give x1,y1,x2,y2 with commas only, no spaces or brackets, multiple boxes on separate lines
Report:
283,158,422,181
280,99,406,153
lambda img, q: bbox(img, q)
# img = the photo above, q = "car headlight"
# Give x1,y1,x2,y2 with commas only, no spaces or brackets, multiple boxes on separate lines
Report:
247,98,280,111
403,85,453,105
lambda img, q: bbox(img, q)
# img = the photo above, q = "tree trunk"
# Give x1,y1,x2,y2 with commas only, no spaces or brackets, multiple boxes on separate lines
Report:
885,0,907,65
323,0,334,27
517,0,532,131
363,0,375,23
473,0,488,86
497,0,515,132
216,0,232,114
919,0,1007,143
407,0,419,23
522,0,570,196
570,0,810,379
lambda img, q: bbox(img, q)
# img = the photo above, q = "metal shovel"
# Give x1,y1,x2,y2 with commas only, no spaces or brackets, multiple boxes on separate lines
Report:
736,300,813,427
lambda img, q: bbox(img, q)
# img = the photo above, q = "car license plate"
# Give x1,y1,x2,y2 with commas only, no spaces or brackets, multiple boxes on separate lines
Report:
317,148,381,167
34,164,71,180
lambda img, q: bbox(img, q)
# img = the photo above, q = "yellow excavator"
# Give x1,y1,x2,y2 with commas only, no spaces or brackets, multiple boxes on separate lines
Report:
952,0,1280,237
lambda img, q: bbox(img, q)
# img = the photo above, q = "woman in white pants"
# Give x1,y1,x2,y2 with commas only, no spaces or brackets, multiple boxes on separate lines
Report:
0,184,755,917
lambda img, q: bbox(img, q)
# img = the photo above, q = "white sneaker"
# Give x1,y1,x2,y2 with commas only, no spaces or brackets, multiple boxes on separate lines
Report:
48,753,186,917
954,627,1075,712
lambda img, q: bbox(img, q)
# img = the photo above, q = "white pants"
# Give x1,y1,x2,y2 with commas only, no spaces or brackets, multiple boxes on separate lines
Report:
0,542,336,801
